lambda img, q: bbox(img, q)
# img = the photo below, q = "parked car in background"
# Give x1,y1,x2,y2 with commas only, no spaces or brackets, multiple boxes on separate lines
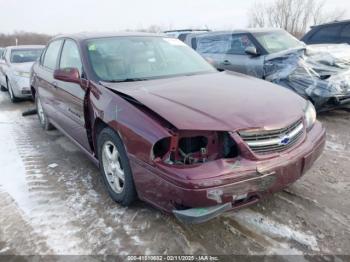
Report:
0,47,4,60
0,45,44,102
301,20,350,45
164,29,210,42
186,29,350,110
31,32,325,223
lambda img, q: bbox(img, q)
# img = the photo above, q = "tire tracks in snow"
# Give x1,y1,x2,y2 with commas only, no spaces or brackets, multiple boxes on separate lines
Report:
0,114,89,254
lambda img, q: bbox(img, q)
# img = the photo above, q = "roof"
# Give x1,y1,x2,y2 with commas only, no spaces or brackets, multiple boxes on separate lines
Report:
5,45,45,50
164,29,210,33
52,32,166,41
218,28,283,34
187,28,284,37
311,19,350,28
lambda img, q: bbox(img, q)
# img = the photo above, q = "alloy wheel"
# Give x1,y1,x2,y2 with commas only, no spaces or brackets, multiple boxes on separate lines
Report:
102,141,125,194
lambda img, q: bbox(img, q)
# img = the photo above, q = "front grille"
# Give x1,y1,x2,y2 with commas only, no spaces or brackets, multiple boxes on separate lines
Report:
239,119,304,155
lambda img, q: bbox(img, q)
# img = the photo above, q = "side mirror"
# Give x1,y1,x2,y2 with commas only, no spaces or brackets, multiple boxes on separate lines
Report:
54,68,80,84
245,46,260,56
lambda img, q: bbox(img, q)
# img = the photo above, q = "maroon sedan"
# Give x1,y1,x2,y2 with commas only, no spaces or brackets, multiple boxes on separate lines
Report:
30,33,326,223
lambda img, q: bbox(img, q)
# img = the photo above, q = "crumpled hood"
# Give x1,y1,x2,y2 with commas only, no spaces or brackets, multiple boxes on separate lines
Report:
10,62,34,73
264,44,350,108
102,71,306,131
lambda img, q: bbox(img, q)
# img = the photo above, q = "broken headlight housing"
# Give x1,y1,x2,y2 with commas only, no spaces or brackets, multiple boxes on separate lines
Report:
304,101,316,131
152,131,239,165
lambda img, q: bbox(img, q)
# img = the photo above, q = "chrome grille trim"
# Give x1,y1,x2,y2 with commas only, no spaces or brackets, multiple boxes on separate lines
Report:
239,119,304,155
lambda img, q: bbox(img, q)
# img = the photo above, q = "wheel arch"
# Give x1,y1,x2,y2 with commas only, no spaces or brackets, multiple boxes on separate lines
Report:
92,118,109,159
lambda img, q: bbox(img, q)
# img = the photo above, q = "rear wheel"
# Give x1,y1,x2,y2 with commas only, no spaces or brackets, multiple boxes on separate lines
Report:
35,95,54,130
7,80,19,103
97,128,137,206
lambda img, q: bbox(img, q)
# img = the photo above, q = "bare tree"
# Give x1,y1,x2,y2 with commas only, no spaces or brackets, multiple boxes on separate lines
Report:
248,0,345,37
0,31,52,47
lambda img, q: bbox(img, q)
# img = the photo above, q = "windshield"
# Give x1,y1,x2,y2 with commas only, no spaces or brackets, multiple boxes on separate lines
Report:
10,49,43,63
86,36,216,82
254,31,304,54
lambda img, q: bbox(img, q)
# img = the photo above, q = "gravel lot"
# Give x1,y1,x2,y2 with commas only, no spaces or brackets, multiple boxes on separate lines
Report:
0,90,349,258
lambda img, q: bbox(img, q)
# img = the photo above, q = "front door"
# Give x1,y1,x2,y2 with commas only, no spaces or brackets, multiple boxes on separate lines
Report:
54,39,91,152
222,34,264,78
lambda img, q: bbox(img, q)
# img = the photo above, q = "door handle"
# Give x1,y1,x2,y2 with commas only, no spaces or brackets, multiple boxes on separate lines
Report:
222,60,231,65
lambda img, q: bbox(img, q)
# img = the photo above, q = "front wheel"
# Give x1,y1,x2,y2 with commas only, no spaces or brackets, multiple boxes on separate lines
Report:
35,95,54,130
97,128,137,206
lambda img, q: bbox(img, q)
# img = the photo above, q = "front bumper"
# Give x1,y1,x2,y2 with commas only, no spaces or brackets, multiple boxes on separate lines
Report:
10,76,32,98
131,121,326,223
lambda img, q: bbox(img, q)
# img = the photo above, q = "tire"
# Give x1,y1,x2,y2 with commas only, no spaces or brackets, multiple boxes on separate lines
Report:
7,80,19,103
35,95,54,130
97,128,137,206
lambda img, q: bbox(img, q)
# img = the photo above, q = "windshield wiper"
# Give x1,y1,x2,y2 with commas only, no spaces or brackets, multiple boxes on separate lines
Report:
105,78,149,83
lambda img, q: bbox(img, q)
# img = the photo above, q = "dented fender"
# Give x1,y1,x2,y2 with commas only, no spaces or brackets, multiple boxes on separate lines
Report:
88,82,173,162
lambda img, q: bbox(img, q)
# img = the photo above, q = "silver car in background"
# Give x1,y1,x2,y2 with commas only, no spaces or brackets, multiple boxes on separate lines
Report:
0,45,44,102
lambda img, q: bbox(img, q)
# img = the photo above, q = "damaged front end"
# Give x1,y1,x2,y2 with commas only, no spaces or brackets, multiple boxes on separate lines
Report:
264,45,350,111
148,130,282,223
152,131,239,166
150,130,265,223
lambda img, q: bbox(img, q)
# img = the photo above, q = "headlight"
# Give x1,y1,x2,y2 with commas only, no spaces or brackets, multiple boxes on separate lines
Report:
14,71,30,78
304,101,316,131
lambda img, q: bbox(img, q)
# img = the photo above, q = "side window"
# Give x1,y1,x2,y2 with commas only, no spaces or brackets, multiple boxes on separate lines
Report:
310,25,342,43
59,39,83,75
43,40,63,70
2,49,8,61
227,34,255,55
1,49,6,60
340,24,350,42
196,34,232,54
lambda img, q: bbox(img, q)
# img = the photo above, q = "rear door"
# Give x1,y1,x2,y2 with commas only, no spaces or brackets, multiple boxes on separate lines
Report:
54,39,91,152
35,39,64,121
195,33,232,70
195,33,264,78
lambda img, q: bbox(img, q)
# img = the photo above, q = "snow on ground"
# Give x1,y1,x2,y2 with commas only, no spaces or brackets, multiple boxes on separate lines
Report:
0,93,349,256
0,111,89,254
227,209,319,253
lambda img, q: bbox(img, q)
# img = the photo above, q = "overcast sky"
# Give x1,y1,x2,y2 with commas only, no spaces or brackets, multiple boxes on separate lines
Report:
0,0,349,34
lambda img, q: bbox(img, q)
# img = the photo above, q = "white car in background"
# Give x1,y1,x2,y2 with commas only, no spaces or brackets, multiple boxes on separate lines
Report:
0,45,44,102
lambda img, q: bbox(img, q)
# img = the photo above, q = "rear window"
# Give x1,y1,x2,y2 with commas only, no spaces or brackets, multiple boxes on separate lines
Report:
196,34,232,54
10,49,43,63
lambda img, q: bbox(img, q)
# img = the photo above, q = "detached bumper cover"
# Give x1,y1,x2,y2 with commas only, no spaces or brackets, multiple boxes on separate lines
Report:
173,203,232,224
